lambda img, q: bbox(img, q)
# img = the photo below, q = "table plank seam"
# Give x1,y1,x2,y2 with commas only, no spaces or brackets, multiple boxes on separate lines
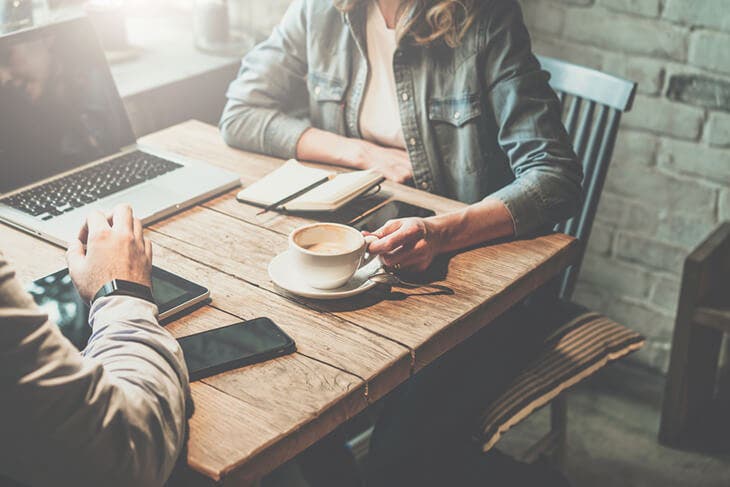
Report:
196,378,367,482
149,229,410,402
149,226,416,353
201,202,299,237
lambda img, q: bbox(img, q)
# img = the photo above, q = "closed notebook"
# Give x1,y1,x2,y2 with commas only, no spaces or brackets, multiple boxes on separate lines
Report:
236,159,384,212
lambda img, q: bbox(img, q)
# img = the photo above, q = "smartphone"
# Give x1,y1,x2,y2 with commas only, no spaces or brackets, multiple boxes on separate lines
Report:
178,318,296,381
353,200,436,233
307,190,392,226
28,266,210,350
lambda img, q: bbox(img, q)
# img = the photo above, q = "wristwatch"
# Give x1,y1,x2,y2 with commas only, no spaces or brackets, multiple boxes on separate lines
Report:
92,279,155,306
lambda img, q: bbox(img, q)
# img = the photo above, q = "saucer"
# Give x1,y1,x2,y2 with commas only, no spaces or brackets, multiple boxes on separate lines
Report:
268,250,382,300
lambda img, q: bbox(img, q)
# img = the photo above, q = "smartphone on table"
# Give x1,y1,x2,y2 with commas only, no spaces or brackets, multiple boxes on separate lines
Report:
178,317,296,381
353,200,436,233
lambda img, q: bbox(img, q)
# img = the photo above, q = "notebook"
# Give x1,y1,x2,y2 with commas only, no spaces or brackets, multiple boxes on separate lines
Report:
236,160,385,212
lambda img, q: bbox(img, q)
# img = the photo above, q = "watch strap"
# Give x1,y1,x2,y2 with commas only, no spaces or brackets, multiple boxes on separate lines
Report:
92,279,155,306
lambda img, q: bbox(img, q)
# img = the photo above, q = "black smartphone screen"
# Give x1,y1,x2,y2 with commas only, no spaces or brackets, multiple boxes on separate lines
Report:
353,200,436,233
178,318,296,381
28,266,209,350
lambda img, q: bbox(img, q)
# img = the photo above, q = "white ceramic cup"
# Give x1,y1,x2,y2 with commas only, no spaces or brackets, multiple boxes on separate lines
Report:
289,223,378,290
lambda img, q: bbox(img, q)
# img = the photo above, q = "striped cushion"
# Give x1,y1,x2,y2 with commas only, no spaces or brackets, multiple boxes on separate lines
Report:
476,300,645,452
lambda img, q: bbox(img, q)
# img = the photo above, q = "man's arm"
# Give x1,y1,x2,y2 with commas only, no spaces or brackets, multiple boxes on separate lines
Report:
0,206,190,487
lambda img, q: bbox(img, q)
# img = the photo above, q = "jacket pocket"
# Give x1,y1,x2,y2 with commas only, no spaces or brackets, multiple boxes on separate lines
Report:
428,93,482,127
428,93,484,175
308,72,347,134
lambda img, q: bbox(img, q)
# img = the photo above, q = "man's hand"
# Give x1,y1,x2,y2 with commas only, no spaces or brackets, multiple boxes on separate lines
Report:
66,204,152,302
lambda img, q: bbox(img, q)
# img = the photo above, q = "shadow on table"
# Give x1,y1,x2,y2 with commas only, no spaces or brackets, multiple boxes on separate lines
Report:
308,254,455,312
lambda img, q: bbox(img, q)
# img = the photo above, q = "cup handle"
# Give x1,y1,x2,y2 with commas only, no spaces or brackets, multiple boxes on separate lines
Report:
361,235,380,268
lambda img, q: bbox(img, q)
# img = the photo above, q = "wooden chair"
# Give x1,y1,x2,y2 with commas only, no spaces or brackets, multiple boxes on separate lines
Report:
659,222,730,450
344,57,641,475
477,56,639,464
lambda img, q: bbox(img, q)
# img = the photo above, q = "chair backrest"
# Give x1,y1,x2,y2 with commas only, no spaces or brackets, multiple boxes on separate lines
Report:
536,55,638,299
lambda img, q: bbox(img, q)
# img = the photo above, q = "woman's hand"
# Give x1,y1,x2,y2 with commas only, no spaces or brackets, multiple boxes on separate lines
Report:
296,128,414,183
366,217,442,272
342,139,414,184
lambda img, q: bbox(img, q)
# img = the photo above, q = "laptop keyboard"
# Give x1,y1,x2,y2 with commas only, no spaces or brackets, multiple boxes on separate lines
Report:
0,151,183,221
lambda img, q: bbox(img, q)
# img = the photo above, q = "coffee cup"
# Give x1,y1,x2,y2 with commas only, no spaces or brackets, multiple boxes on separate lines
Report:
289,223,378,290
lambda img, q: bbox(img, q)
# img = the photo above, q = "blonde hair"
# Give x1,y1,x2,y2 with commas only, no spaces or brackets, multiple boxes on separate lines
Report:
335,0,478,48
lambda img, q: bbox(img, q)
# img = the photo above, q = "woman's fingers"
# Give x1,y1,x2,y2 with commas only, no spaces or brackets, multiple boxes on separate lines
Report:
372,219,403,239
369,222,423,254
380,241,416,267
386,242,431,272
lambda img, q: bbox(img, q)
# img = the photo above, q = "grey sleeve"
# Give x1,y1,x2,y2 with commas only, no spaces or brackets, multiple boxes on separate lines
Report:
0,253,189,487
482,0,583,236
219,0,312,159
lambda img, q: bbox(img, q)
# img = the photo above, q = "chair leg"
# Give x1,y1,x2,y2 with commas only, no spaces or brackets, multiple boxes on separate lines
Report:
550,394,567,468
519,395,568,466
660,321,723,448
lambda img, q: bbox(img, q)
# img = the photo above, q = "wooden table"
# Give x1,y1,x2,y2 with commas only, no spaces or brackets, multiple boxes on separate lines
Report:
1,121,579,486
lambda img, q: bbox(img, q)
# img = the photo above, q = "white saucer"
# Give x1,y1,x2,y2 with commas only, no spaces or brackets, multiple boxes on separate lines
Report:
268,250,382,300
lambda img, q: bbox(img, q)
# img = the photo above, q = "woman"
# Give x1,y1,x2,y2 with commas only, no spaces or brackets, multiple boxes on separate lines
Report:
221,0,581,484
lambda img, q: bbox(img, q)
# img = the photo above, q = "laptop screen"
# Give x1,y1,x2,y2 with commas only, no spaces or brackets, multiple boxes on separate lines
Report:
0,18,135,194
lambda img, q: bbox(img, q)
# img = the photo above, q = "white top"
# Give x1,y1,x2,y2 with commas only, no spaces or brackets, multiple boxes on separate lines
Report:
359,1,406,149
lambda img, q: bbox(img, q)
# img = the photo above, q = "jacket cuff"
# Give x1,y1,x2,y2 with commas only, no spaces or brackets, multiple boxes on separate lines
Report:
89,295,159,330
264,115,312,160
489,179,547,237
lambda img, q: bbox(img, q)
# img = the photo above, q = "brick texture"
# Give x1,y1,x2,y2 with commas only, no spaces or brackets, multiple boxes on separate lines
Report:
622,94,704,140
721,191,730,221
651,277,681,314
666,74,730,111
707,112,730,148
599,0,660,18
689,31,730,76
515,0,730,372
658,138,730,185
663,0,730,31
563,7,688,61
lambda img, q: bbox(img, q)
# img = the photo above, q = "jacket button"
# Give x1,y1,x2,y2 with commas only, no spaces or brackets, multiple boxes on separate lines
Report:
420,181,430,190
453,112,460,119
409,137,417,146
401,92,409,101
314,86,321,95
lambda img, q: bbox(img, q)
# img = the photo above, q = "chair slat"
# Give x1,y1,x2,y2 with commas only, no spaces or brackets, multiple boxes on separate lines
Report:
572,101,596,159
564,97,582,137
561,108,621,298
563,104,609,239
538,55,636,111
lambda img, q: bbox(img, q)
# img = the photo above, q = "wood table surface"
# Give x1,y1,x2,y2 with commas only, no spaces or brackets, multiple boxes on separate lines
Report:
0,120,579,486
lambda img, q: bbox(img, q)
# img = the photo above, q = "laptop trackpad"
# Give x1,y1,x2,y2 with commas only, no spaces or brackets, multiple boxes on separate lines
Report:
98,183,186,219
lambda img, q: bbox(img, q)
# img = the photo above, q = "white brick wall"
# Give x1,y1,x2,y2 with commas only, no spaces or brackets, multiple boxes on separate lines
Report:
520,0,730,371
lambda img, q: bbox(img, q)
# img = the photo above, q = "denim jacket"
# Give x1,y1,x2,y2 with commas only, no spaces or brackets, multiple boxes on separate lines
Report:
220,0,582,236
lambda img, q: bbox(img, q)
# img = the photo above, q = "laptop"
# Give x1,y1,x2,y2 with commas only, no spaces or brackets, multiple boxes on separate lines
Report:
0,17,241,246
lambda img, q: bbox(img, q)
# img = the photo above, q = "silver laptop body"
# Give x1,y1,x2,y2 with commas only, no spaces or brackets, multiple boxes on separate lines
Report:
0,18,240,247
